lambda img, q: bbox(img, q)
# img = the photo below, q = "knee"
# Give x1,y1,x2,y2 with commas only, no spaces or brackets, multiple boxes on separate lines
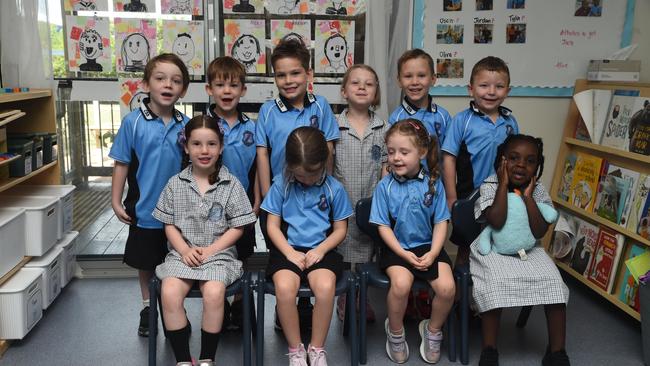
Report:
390,278,413,298
435,280,456,302
202,285,226,307
311,279,335,299
161,286,184,310
274,281,299,301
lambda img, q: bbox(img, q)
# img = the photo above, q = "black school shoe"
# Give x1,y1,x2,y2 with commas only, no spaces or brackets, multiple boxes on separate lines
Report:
479,347,499,366
542,348,571,366
138,306,150,337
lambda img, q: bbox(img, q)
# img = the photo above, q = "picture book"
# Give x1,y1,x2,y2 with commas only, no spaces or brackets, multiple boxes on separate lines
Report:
628,97,650,156
636,191,650,240
556,152,577,203
593,89,613,146
627,174,650,232
599,89,641,151
610,165,641,228
587,227,624,293
551,211,578,264
625,250,650,283
618,243,648,311
570,218,599,277
570,152,606,212
573,89,593,141
593,164,637,225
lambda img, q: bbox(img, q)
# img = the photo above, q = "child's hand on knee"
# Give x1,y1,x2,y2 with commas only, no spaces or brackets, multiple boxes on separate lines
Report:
305,248,324,268
287,249,307,271
181,247,203,267
416,251,437,271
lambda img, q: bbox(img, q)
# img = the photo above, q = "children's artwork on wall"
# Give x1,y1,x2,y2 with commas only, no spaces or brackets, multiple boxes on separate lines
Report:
161,0,203,15
476,0,492,11
223,19,266,74
119,78,147,118
443,0,462,11
574,0,602,17
474,24,493,44
436,24,464,44
506,0,525,9
114,0,155,12
161,20,204,75
65,16,111,73
115,18,157,73
436,58,464,79
266,0,310,15
223,0,264,14
313,0,366,16
314,20,354,75
506,23,526,44
271,19,311,48
64,0,108,11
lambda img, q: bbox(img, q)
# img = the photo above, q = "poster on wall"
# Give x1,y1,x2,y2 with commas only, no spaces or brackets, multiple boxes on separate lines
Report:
313,0,366,16
223,0,265,14
161,0,204,15
65,16,111,73
113,0,155,12
161,20,205,75
266,0,310,15
119,78,147,118
314,20,354,74
270,19,312,48
64,0,109,11
115,18,157,73
223,19,266,74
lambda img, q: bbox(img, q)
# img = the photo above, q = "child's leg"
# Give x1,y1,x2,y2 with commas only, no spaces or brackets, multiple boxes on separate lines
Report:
544,303,567,352
306,268,336,347
138,270,154,302
427,262,455,331
273,270,302,348
385,266,415,332
198,280,227,361
161,277,193,362
480,308,502,349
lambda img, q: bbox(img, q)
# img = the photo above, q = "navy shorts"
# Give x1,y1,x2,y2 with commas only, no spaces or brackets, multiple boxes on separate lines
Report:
379,245,452,282
123,225,169,271
266,245,343,283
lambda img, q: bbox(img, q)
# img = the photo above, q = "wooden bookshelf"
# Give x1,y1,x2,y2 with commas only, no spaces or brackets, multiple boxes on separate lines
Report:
545,79,650,321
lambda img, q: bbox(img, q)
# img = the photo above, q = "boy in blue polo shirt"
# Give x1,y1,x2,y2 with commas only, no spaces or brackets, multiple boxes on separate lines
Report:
205,55,259,330
389,49,452,148
441,56,519,265
110,53,190,337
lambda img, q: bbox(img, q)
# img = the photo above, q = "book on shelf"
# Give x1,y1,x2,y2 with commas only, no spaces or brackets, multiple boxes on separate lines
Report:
593,163,638,225
570,152,606,212
587,227,625,293
627,174,650,232
625,250,650,283
556,152,577,203
570,218,600,277
573,89,593,141
618,243,648,311
593,89,613,146
599,89,641,151
551,210,579,264
635,190,650,240
628,98,650,155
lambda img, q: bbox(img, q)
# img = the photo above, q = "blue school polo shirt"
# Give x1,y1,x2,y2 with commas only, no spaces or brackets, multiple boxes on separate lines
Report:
441,102,519,197
389,96,451,145
261,175,353,249
109,99,189,229
369,169,450,250
206,105,256,191
255,93,340,183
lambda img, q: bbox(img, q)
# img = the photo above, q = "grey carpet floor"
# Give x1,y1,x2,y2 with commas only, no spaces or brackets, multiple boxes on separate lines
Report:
1,275,644,366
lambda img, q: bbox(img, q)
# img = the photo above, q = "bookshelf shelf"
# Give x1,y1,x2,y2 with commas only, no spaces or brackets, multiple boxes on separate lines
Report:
0,155,21,168
564,138,650,165
0,161,58,194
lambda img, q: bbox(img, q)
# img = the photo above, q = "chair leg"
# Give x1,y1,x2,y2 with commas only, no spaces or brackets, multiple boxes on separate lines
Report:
459,271,470,365
256,276,266,366
148,277,159,366
242,274,252,366
347,274,358,366
516,306,533,328
358,271,368,365
447,304,456,362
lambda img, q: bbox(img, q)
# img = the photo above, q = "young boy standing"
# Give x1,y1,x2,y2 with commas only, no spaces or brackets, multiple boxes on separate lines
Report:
110,53,190,337
441,56,519,265
205,56,259,330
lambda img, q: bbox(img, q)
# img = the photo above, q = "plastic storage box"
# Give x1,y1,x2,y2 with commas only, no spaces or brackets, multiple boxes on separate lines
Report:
43,133,58,164
1,185,76,239
8,134,43,170
1,196,59,256
0,208,26,278
24,246,63,310
55,231,79,287
7,139,32,177
0,268,44,339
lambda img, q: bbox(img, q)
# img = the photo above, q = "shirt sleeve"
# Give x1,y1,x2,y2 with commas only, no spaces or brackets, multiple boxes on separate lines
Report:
260,180,284,216
438,108,453,147
533,182,553,207
225,179,257,228
432,179,451,224
319,98,340,142
475,180,497,219
380,124,389,163
255,103,269,148
369,180,390,226
331,182,353,221
153,179,175,225
441,112,464,157
108,116,135,163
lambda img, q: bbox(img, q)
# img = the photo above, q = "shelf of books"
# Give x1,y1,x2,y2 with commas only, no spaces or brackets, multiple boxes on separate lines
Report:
546,79,650,321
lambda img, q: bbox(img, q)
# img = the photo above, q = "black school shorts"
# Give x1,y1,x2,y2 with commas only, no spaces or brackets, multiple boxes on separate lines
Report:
123,225,169,271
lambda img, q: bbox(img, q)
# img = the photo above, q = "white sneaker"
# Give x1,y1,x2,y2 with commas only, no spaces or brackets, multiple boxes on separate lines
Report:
418,319,442,363
287,343,308,366
308,344,328,366
176,362,192,366
197,359,215,366
385,318,409,363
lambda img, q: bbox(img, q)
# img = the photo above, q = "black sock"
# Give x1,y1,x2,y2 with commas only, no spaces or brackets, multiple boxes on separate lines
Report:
167,325,191,362
199,329,220,361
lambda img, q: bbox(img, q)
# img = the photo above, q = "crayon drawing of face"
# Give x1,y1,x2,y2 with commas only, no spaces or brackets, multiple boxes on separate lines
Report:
231,34,261,72
172,33,195,65
324,34,348,73
122,33,150,72
79,29,103,61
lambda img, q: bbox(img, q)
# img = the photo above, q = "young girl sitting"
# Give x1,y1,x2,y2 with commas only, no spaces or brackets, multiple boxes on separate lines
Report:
261,126,353,366
153,115,257,366
471,134,570,366
369,119,455,364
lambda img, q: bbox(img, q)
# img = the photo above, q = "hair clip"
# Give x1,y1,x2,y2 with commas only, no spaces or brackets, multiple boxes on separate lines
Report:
408,120,421,130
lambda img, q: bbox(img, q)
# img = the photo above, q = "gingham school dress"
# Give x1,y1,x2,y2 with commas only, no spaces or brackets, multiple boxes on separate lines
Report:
469,175,569,313
153,166,257,285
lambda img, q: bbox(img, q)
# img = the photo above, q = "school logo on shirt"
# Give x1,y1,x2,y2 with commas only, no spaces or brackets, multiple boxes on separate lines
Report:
318,194,329,211
423,192,434,207
506,125,514,135
208,203,224,221
177,128,186,146
371,145,381,161
310,115,319,129
242,131,254,146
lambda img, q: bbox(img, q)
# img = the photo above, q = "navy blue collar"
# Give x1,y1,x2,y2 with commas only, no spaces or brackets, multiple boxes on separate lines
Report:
206,104,250,123
139,97,184,123
469,101,512,117
402,95,437,115
275,93,316,112
391,167,427,183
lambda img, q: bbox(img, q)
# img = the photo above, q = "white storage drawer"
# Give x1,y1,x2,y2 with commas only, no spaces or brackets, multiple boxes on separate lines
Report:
0,208,26,278
1,185,76,239
1,196,60,256
0,268,44,339
25,246,63,309
55,231,79,287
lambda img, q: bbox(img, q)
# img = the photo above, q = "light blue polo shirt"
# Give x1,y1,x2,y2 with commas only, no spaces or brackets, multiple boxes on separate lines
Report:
206,105,256,191
255,93,340,183
389,95,451,146
441,102,519,196
109,98,189,229
261,175,353,249
369,169,450,250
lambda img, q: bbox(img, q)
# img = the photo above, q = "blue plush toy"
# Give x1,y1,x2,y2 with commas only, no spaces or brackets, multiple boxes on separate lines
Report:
478,192,558,259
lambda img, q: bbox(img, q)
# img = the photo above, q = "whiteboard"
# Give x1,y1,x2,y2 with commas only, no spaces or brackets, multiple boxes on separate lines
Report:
412,0,635,96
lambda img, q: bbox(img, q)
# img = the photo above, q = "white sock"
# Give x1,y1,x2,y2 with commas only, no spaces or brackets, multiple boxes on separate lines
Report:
143,299,150,308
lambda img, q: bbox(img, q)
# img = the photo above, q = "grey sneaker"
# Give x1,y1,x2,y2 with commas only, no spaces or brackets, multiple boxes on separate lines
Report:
384,318,409,363
418,319,442,363
287,343,308,366
308,345,328,366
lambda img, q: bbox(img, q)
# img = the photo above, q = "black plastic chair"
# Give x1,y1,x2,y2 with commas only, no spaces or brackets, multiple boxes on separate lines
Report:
254,270,358,366
148,272,254,366
355,197,456,365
